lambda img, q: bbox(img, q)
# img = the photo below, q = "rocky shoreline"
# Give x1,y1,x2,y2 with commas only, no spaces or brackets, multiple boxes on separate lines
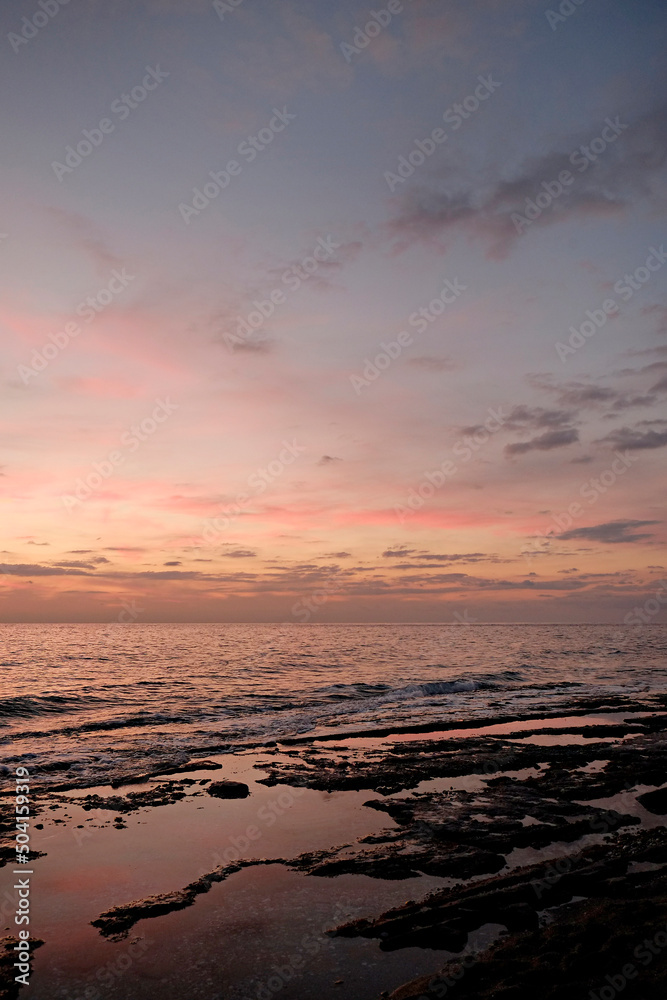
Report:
260,706,667,997
4,696,666,998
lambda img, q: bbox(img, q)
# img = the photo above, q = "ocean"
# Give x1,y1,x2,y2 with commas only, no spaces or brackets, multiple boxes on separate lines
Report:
2,623,666,789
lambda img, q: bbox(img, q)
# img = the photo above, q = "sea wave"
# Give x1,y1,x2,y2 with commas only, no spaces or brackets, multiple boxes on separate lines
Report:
0,693,108,721
2,622,666,788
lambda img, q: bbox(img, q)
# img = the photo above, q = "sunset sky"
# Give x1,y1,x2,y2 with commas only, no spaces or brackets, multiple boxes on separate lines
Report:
1,0,666,622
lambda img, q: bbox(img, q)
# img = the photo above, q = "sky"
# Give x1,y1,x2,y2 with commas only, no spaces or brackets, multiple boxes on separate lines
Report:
1,0,666,623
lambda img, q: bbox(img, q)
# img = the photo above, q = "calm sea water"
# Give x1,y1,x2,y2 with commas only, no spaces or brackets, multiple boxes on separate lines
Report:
1,623,665,788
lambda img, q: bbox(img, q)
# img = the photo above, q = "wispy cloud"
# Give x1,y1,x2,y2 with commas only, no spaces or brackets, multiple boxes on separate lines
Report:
505,427,579,457
557,519,660,544
596,422,667,450
387,103,667,257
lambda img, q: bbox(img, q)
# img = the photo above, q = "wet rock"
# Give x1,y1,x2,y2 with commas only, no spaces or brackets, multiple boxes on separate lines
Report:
256,730,664,796
76,781,191,814
0,937,43,1000
92,864,245,938
522,730,667,801
0,801,46,868
334,828,667,960
381,849,667,999
294,843,505,883
110,758,222,788
91,859,279,939
274,696,663,748
207,779,250,799
286,773,638,891
368,780,639,854
637,785,667,815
